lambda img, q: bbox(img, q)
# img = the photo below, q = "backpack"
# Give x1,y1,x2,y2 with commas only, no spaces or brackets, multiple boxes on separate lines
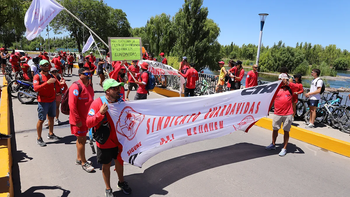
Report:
142,71,156,91
61,81,82,115
91,96,110,144
316,78,325,94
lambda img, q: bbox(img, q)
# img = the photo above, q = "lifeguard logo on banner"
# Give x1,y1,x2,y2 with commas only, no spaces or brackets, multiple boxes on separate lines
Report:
116,106,145,141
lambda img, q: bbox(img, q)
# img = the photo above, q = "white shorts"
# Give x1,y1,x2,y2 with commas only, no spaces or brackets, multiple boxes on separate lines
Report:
272,115,293,132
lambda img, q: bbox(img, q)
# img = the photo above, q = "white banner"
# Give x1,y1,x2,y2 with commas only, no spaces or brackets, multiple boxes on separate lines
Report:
139,60,179,76
82,35,95,53
107,81,281,167
24,0,64,40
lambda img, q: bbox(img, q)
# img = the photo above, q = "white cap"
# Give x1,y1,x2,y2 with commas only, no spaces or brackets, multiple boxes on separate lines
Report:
278,73,289,80
90,52,93,54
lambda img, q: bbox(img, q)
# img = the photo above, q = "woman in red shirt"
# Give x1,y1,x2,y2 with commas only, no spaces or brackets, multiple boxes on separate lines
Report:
289,74,304,119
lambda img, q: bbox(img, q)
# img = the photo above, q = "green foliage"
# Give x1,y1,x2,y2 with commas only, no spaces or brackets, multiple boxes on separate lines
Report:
293,60,309,75
333,57,349,70
167,56,180,70
318,62,337,77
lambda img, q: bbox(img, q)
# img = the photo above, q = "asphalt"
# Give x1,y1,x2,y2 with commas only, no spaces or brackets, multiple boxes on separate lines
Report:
8,69,350,197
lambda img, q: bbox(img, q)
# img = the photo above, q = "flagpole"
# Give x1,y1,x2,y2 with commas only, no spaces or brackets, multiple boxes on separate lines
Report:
53,0,108,48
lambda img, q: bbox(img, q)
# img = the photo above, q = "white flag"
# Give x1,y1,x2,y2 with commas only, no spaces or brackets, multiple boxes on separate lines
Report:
103,81,281,167
24,0,64,40
82,35,95,53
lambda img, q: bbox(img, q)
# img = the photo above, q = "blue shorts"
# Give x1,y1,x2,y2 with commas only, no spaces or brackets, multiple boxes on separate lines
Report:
38,101,56,120
308,100,319,107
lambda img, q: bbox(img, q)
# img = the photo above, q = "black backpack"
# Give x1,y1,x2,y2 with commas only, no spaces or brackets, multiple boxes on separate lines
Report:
316,78,325,94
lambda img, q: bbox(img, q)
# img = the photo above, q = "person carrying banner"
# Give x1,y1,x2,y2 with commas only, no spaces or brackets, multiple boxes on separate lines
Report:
226,60,236,91
228,60,245,90
245,64,259,88
134,62,149,100
110,61,128,100
69,67,95,172
216,61,227,93
160,52,167,64
178,63,199,97
86,79,132,197
33,60,65,147
126,60,139,100
265,73,294,156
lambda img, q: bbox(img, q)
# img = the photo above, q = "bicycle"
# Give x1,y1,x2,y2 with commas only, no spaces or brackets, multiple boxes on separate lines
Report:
194,79,215,96
336,106,350,134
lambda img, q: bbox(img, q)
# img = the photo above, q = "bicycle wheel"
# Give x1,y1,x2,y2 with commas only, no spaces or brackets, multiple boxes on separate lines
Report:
7,80,20,98
337,107,350,134
315,108,327,124
304,110,310,125
17,89,35,104
296,99,306,118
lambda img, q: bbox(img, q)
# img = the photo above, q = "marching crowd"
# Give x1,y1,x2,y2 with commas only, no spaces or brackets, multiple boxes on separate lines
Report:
0,47,329,195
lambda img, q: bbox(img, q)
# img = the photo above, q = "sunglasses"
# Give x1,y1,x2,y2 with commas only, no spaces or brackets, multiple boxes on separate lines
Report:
41,64,49,67
51,71,58,73
253,67,258,69
82,72,92,76
110,86,120,91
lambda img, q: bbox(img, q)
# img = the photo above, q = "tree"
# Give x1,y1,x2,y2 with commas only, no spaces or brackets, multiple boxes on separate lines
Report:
171,0,221,71
52,0,131,52
333,57,349,70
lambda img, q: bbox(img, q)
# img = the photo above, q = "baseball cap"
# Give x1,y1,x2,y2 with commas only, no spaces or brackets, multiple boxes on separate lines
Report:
90,52,93,54
218,61,225,64
103,79,124,91
278,73,289,80
183,56,187,60
141,62,149,70
39,60,49,66
50,67,58,72
160,52,164,56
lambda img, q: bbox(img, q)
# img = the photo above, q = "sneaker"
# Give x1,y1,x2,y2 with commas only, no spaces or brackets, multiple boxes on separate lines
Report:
43,120,49,127
105,189,113,197
306,123,315,128
279,148,287,157
47,133,60,140
265,143,276,150
37,137,46,147
118,181,132,195
0,133,12,140
82,162,94,173
54,118,60,126
75,160,92,165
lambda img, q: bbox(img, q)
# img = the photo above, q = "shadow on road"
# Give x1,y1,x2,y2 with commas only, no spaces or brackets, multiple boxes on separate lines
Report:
46,135,76,145
123,142,304,197
15,150,33,163
21,185,70,197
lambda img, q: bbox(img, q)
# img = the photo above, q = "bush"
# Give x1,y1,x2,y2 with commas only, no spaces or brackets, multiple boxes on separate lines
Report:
333,57,349,70
319,61,337,77
167,56,180,70
293,60,309,75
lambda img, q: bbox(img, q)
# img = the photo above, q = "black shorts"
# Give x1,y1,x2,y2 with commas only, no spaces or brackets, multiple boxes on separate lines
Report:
128,83,138,91
308,100,319,107
184,88,195,97
1,59,6,64
68,64,73,69
134,93,147,100
97,146,119,164
231,82,241,90
78,63,83,68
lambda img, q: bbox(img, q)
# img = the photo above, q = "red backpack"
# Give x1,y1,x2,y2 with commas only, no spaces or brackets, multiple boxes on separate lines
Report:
61,81,82,115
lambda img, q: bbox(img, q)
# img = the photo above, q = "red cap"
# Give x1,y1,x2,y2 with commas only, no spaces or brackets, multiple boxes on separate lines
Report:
141,62,149,70
44,52,48,54
63,52,66,54
0,48,4,51
160,52,164,56
219,61,225,64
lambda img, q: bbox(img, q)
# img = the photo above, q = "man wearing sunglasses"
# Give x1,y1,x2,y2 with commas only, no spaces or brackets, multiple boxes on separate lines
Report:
33,60,66,147
69,67,95,172
87,79,132,196
245,64,259,88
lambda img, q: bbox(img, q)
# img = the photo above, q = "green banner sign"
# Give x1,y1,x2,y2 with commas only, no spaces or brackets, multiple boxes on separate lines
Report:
108,37,142,61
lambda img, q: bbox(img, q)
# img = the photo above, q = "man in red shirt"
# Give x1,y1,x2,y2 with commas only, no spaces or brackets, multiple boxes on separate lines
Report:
87,52,96,65
265,73,294,157
160,52,167,64
42,52,50,61
134,62,149,100
245,64,259,88
51,54,62,74
19,56,31,81
126,60,139,100
9,52,21,78
33,60,66,147
86,79,132,196
179,63,199,97
69,67,94,172
67,53,74,76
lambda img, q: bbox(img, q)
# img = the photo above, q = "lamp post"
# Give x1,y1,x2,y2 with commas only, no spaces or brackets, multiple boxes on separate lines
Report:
256,13,268,67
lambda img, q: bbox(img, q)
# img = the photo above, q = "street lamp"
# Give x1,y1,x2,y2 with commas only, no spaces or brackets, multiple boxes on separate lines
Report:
256,13,268,67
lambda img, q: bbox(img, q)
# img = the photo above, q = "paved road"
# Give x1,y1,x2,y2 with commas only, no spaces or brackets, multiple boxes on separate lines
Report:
11,69,350,197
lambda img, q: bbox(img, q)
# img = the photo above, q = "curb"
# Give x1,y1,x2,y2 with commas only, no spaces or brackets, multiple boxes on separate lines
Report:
150,86,350,158
0,77,13,197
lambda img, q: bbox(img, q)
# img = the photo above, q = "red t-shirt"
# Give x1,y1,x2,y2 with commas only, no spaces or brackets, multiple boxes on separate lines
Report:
230,67,245,82
52,57,62,71
161,58,167,64
69,80,94,127
87,55,96,64
127,65,139,83
42,55,49,60
20,63,31,81
9,55,19,66
245,70,258,88
84,62,96,73
86,97,120,149
180,62,189,73
33,73,61,103
137,72,149,94
180,67,199,89
289,82,304,103
274,86,294,116
68,56,74,65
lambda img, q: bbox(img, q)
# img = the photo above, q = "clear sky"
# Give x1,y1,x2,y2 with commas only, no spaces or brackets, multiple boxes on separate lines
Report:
44,0,350,51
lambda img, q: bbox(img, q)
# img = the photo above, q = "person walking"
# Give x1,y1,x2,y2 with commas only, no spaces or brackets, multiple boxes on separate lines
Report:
67,53,74,76
305,69,323,128
33,60,65,147
86,79,132,196
245,64,259,88
78,53,85,69
215,61,227,93
265,73,294,156
50,67,68,125
134,62,149,100
126,60,139,101
69,67,95,172
178,63,199,97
